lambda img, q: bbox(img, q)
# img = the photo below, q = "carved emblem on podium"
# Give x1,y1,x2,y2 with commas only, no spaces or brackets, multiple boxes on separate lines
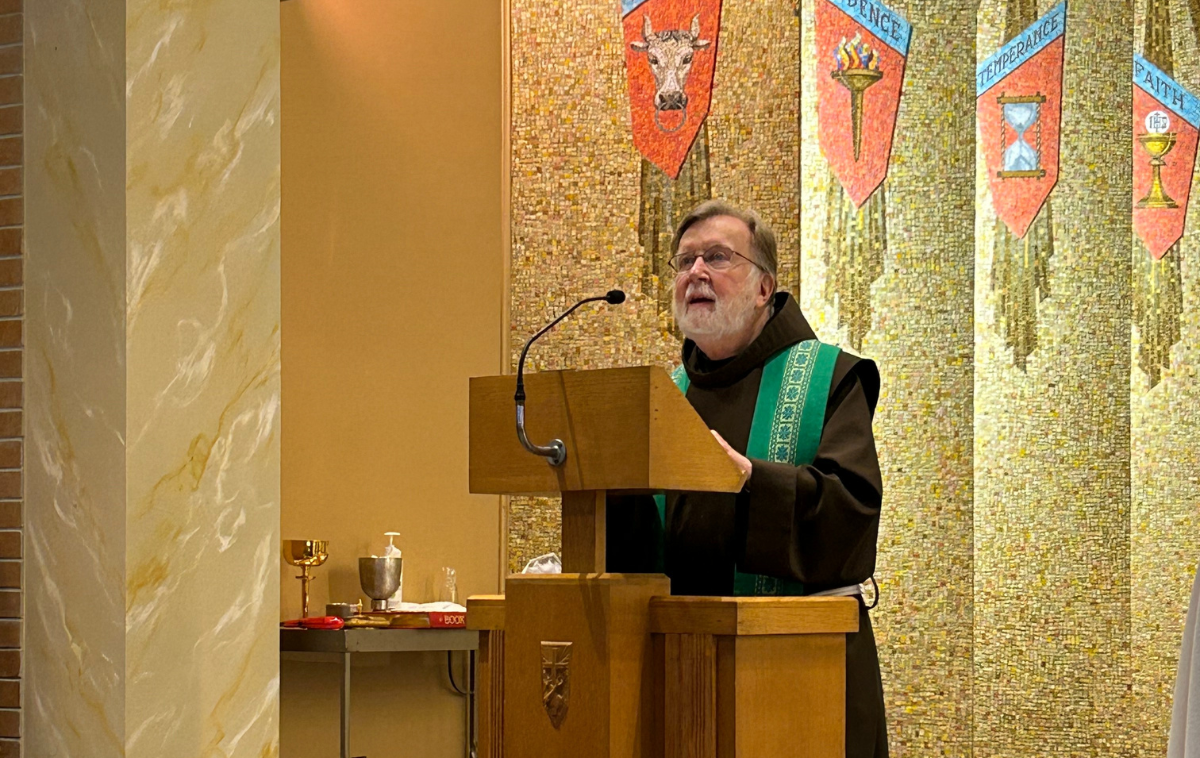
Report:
541,641,572,728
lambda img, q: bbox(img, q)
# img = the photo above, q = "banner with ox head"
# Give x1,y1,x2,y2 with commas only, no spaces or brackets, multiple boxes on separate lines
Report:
1133,55,1200,260
622,0,722,178
815,0,911,209
977,1,1066,239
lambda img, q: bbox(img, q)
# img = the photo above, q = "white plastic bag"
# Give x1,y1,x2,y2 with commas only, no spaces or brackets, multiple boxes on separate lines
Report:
522,553,562,574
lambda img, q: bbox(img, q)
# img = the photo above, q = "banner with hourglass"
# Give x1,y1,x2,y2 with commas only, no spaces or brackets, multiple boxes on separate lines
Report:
977,1,1066,239
1133,55,1199,259
814,0,911,208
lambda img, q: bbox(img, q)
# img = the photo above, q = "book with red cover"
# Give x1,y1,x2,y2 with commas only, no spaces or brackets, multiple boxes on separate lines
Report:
341,610,468,629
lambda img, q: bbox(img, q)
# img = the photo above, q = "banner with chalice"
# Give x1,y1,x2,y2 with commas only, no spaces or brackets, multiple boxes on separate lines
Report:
1133,55,1199,260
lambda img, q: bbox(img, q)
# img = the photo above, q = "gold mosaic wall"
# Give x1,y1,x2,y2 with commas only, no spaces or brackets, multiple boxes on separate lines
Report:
1131,1,1200,756
800,0,978,753
973,2,1133,756
509,0,1199,754
507,0,800,567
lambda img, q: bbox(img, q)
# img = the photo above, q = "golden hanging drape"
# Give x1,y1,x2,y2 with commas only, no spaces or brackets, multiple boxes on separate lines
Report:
639,125,711,336
825,181,885,351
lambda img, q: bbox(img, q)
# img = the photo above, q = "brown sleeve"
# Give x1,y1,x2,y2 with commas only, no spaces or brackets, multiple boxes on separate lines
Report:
734,360,883,589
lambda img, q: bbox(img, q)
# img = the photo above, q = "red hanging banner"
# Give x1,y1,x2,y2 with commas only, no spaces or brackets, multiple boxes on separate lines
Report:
814,0,911,208
1132,55,1200,260
622,0,722,178
977,2,1067,239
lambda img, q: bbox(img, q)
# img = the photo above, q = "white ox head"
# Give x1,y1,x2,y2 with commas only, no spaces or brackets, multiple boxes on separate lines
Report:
629,14,711,112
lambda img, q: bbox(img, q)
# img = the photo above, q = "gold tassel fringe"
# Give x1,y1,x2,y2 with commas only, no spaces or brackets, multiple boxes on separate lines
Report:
992,205,1054,372
825,179,886,351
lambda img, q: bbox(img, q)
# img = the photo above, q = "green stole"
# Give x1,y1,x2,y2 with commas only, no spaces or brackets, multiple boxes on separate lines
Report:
653,339,841,596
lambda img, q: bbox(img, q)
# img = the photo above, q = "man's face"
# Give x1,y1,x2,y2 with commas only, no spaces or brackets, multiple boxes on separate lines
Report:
672,215,771,344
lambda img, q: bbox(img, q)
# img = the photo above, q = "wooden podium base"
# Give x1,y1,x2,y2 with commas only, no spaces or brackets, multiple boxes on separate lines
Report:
467,368,855,756
501,573,670,758
651,596,856,757
469,586,858,758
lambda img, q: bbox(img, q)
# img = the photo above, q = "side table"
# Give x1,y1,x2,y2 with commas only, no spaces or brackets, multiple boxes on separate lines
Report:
281,627,479,758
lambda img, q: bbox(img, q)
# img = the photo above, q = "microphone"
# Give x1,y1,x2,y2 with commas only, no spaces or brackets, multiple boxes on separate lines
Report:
514,290,626,466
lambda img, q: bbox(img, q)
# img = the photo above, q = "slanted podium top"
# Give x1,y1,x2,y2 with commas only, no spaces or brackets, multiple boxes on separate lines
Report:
469,366,744,495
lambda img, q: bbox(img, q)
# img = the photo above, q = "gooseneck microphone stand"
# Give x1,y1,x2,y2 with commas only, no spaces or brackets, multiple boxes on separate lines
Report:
514,290,625,466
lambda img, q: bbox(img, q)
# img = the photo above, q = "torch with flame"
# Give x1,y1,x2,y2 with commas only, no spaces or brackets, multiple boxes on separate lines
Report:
830,33,883,161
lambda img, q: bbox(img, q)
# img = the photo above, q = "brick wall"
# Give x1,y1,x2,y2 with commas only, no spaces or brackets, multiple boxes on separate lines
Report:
0,0,20,755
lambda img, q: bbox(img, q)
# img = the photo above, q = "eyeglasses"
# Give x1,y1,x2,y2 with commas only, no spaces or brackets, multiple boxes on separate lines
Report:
667,246,763,274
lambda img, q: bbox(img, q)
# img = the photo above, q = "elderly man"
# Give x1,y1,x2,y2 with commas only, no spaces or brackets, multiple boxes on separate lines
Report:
608,199,888,758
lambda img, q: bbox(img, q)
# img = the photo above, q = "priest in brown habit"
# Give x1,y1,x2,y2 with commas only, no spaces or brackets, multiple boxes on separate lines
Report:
608,199,888,758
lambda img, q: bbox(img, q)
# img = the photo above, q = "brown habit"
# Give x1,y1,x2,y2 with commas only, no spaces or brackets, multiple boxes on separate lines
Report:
608,292,888,758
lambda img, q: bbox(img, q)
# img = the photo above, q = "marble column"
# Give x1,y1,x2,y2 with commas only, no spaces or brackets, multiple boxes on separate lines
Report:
973,1,1132,756
25,0,280,755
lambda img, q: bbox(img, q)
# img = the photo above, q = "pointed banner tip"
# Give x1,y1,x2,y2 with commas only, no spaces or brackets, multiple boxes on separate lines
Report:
977,4,1066,238
622,0,722,179
815,0,909,204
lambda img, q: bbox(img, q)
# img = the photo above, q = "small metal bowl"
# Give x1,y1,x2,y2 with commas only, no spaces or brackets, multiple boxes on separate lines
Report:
325,602,360,619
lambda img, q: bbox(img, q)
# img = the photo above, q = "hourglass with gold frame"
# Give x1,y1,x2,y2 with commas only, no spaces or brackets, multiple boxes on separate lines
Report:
997,92,1047,180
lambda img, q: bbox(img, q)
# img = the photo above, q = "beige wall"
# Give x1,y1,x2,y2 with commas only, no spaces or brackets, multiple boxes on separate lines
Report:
279,0,504,756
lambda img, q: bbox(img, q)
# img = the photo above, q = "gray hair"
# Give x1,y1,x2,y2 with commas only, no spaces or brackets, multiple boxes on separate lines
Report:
670,199,779,282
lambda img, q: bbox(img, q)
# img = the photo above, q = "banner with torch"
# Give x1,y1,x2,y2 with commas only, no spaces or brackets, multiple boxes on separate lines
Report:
815,0,911,208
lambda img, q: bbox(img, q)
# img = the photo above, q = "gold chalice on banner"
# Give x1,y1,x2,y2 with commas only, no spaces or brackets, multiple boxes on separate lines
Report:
1137,130,1179,209
831,34,883,162
284,539,328,618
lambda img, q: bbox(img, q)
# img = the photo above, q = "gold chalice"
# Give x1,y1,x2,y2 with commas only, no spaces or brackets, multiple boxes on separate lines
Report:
1137,131,1179,209
831,67,883,161
284,539,328,618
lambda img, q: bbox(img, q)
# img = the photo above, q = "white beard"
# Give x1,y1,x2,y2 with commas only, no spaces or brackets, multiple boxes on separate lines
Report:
673,275,763,348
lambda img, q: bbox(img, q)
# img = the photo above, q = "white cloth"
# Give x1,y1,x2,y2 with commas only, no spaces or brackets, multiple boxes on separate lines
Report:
808,583,864,598
1169,567,1200,758
392,601,467,613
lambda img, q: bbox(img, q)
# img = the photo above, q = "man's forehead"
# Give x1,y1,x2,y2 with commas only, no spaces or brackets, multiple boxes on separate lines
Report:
680,215,753,249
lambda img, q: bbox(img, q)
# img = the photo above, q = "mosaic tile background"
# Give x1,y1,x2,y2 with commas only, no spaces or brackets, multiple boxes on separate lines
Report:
1131,1,1200,756
800,0,978,753
507,0,800,571
509,0,1198,754
973,2,1133,756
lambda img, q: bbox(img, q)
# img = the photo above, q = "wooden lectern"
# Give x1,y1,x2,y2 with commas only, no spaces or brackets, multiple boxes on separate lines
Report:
467,366,858,758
